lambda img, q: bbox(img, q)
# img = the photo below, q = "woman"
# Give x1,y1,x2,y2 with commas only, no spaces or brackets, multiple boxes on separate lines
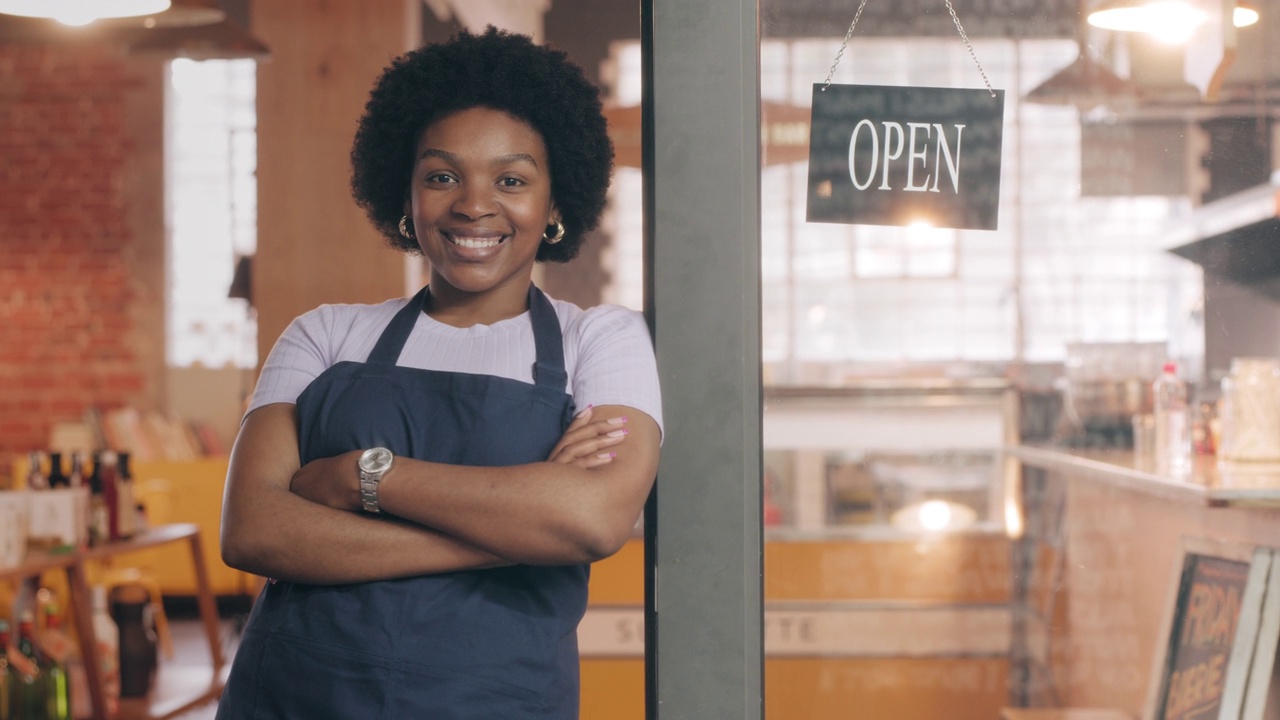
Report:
216,27,662,719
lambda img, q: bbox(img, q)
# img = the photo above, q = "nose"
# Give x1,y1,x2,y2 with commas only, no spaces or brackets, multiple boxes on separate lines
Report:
451,181,497,220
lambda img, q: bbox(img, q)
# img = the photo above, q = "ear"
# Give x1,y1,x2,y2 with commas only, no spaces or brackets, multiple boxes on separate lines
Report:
548,200,561,225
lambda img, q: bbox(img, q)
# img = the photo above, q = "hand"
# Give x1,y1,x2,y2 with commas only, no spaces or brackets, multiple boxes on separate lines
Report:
290,450,363,511
546,405,629,468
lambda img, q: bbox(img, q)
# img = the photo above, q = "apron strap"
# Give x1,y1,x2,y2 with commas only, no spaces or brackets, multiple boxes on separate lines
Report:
367,287,429,365
528,284,569,391
366,285,567,394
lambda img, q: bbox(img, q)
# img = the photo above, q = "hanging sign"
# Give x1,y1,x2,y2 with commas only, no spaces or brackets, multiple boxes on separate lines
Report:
805,83,1005,231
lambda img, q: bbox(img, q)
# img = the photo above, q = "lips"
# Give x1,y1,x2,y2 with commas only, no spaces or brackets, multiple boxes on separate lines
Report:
443,231,507,250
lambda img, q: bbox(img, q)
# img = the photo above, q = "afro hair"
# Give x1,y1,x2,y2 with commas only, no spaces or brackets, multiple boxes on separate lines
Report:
350,27,614,263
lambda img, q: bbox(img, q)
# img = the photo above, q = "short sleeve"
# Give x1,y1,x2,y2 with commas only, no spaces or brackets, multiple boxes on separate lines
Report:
566,305,664,440
245,306,336,417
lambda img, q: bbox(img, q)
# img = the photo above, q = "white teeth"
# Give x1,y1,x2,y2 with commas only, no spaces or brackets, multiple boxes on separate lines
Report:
452,236,503,249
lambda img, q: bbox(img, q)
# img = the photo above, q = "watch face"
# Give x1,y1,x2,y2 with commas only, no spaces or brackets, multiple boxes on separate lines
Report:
359,447,393,474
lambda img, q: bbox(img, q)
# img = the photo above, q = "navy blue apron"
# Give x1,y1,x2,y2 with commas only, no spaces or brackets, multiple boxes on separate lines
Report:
217,285,586,719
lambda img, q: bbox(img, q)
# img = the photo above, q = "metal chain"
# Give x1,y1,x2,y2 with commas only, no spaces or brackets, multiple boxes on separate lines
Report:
944,0,997,97
821,0,870,91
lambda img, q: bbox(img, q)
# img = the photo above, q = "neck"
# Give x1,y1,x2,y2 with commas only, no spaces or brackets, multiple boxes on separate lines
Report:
423,282,532,328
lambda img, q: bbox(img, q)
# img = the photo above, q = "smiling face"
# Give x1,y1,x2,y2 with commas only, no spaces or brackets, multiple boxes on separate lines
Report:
405,106,557,318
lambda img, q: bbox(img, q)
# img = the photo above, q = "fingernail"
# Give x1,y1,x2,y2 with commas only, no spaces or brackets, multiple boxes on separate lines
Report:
607,429,628,438
596,452,616,460
575,404,594,418
607,416,629,425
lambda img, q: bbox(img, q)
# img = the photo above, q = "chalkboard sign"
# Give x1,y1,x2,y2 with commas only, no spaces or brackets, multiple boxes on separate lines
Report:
805,83,1005,231
1143,540,1267,720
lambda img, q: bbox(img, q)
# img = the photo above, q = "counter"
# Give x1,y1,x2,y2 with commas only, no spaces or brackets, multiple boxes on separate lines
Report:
1009,444,1280,715
1009,444,1280,508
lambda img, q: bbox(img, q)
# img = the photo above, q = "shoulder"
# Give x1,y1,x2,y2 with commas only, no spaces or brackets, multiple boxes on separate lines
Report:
548,297,649,342
284,297,408,346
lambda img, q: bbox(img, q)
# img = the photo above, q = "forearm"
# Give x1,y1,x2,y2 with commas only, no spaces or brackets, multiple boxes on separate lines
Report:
221,486,507,584
376,409,660,566
220,403,507,585
376,461,623,565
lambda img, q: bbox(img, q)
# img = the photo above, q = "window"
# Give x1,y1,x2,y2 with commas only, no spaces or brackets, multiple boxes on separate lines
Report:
604,37,1202,374
165,59,258,369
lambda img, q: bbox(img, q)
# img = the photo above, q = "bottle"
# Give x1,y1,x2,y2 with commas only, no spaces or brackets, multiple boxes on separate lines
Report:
46,453,69,490
99,451,121,542
39,607,74,720
14,612,47,720
90,586,121,716
116,452,136,539
1154,361,1192,477
67,453,84,489
26,450,48,490
87,453,108,547
1,620,12,720
1219,357,1280,462
111,584,158,698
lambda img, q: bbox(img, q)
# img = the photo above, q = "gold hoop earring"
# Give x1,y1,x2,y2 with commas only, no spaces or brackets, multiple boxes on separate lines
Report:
543,219,565,245
399,215,415,240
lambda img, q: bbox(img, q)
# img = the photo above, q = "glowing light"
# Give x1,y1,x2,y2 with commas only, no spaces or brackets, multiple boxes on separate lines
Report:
918,500,953,532
889,499,978,534
0,0,171,26
1088,1,1207,44
1234,5,1259,27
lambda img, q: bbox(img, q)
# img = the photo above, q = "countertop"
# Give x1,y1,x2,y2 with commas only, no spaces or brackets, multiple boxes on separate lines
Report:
1008,444,1280,508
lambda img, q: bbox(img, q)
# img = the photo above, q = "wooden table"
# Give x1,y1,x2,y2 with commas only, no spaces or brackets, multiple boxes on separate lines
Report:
0,523,226,720
1001,710,1131,720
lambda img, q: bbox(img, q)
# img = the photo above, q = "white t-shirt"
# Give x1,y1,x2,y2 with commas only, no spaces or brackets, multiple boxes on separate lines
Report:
247,293,664,437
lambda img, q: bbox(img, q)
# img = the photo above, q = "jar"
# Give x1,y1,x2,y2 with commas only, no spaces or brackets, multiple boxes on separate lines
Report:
1219,357,1280,462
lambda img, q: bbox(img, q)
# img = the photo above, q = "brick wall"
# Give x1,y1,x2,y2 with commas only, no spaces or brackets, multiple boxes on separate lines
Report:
0,41,164,459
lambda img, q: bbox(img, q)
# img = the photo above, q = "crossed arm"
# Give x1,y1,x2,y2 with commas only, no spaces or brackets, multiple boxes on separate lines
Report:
220,402,660,585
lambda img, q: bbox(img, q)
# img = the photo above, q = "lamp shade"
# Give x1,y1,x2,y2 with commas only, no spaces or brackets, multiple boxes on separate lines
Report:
1025,51,1140,111
127,16,269,60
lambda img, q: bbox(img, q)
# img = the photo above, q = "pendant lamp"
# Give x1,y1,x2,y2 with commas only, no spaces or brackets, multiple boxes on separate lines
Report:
1087,0,1259,44
0,0,223,28
0,0,172,26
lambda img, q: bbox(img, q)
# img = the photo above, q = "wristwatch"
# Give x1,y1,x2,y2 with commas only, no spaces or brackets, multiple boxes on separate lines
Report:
357,447,394,514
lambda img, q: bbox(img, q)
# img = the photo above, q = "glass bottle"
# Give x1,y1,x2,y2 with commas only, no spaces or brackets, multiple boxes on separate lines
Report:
46,453,69,490
116,452,136,539
87,452,108,547
1219,357,1280,462
25,450,48,491
91,586,121,716
14,613,47,720
0,620,12,720
99,451,121,542
40,609,73,720
67,452,84,489
1153,361,1192,477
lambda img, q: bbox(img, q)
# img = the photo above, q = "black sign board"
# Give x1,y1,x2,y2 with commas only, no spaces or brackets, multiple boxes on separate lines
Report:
1146,540,1254,717
806,83,1005,230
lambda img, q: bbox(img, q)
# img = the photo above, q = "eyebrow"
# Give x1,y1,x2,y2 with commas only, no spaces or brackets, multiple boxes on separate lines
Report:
417,148,539,168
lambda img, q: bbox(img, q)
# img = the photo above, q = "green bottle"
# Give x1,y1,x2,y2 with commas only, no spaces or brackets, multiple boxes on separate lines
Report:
1,620,13,720
13,614,45,720
40,612,72,720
